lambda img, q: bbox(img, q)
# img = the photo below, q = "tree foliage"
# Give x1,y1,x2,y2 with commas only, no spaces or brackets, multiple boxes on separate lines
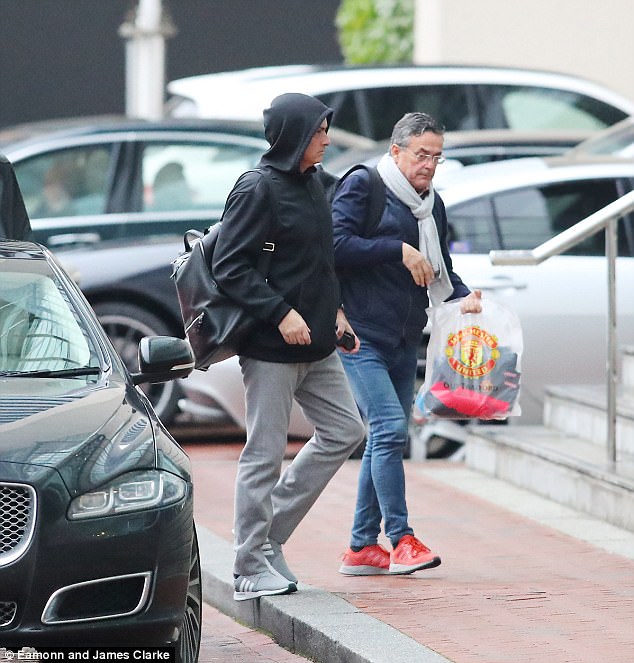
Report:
335,0,414,64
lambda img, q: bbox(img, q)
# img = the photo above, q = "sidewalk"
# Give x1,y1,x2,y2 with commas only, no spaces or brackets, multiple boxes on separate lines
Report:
186,442,634,663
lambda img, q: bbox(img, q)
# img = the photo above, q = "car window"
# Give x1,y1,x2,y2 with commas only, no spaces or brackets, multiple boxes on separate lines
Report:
322,85,476,140
320,91,363,136
448,179,629,257
494,180,628,255
141,142,263,212
446,197,496,254
480,85,628,131
14,145,114,219
0,270,96,373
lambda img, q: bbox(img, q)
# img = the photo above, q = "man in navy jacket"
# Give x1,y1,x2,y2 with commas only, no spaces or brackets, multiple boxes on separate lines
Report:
332,112,481,576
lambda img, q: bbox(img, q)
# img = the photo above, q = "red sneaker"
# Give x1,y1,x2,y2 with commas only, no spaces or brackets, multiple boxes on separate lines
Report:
389,535,441,574
339,544,390,576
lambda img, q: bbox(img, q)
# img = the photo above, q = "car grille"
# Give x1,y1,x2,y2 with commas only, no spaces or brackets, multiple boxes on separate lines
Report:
0,601,17,627
0,482,37,567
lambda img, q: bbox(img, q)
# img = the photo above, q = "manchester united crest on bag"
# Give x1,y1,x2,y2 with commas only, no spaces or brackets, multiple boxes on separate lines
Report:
415,296,523,420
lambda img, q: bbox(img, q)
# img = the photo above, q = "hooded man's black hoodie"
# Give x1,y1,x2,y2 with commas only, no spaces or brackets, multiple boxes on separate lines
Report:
212,93,339,362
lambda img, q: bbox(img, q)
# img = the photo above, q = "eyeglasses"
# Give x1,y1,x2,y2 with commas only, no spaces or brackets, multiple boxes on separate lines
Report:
401,147,445,165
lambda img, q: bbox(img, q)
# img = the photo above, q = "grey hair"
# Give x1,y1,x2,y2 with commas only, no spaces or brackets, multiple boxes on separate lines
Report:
391,112,445,147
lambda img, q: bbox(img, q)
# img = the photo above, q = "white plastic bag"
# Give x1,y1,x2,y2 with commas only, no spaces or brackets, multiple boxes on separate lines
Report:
415,296,523,420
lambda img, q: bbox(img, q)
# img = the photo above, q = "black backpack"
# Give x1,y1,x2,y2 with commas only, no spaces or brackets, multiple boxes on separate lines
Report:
323,163,386,237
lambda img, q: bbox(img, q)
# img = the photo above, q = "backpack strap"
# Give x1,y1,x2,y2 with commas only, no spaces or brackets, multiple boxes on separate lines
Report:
335,164,386,238
255,168,280,275
190,168,280,276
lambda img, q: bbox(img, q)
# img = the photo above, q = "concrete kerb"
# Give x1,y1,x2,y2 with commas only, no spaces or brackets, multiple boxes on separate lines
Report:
197,526,451,663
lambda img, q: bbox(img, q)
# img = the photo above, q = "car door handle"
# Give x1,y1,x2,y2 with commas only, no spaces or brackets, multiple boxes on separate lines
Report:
471,275,527,291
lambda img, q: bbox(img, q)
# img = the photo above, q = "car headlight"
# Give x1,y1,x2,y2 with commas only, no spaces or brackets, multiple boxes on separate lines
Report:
67,470,187,520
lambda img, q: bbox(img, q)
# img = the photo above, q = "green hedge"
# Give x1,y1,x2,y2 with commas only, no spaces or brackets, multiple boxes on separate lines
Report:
335,0,414,64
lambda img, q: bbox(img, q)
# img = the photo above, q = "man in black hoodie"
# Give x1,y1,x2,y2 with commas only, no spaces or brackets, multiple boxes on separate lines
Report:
212,93,366,601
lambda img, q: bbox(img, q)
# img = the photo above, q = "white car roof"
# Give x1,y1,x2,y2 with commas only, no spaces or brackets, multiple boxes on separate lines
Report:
167,64,634,120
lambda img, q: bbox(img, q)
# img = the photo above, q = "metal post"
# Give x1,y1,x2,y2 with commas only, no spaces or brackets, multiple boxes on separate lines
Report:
606,218,618,464
119,0,176,120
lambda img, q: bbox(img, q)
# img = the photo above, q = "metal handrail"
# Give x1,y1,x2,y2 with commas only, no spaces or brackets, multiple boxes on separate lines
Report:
489,188,634,465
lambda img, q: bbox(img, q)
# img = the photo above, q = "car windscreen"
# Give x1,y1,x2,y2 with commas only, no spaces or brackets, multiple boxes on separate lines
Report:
0,261,102,375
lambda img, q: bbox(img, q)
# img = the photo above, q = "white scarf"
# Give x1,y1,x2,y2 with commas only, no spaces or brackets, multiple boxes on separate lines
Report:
376,153,453,305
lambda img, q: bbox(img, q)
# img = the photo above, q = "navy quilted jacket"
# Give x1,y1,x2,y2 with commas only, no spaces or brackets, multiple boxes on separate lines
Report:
332,167,470,347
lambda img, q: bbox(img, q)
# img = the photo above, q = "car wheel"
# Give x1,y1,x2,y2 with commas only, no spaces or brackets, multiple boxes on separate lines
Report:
175,529,202,663
93,302,181,424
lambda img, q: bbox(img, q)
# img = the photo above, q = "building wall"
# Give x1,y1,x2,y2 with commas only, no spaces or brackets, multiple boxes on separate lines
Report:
0,0,342,129
3,1,631,131
414,0,634,103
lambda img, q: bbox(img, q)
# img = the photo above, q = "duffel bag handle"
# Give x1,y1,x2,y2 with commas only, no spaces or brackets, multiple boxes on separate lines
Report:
184,228,204,252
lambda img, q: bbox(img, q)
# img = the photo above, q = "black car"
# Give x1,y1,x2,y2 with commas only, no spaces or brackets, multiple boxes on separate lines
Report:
0,115,368,425
0,240,200,658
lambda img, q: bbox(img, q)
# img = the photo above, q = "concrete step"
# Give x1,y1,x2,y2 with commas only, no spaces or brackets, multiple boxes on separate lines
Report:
543,384,634,459
464,424,634,532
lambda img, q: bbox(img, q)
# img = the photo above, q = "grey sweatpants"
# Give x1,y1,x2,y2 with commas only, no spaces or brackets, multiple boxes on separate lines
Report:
234,351,366,576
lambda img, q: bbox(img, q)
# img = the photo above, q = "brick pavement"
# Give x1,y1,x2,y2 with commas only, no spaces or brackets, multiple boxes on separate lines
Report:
200,603,308,662
186,442,634,663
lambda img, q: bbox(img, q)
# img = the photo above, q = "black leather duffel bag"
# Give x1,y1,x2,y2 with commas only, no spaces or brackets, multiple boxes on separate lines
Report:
171,223,275,370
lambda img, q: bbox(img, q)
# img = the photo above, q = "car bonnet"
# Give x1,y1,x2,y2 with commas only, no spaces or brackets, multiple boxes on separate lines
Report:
0,374,156,497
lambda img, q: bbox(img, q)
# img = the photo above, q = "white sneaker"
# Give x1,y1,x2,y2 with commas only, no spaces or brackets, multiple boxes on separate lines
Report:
261,539,298,584
233,570,297,601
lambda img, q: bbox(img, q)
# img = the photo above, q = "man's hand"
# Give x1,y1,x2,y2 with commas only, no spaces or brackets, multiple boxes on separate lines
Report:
460,289,483,314
278,309,312,345
335,308,360,353
402,243,437,287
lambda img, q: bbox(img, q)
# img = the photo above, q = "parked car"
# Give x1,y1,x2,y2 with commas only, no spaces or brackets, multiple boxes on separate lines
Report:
435,154,634,424
166,64,634,140
325,128,593,175
0,117,264,424
0,115,370,425
178,154,634,451
0,116,275,247
178,355,315,439
0,240,200,657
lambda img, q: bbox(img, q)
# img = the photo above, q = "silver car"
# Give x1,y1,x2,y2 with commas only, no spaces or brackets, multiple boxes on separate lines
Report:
435,155,634,423
179,153,634,446
166,64,634,140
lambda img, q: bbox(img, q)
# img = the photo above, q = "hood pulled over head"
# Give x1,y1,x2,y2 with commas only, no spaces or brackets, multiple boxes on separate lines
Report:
261,93,333,173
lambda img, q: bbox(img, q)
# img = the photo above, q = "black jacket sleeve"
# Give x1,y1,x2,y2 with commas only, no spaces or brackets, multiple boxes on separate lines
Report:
211,170,291,325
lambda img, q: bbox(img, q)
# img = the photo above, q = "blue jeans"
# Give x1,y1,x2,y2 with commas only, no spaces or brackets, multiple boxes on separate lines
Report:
340,339,418,549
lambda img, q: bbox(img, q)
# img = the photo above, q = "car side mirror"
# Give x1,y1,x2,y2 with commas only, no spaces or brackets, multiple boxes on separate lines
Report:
132,336,194,385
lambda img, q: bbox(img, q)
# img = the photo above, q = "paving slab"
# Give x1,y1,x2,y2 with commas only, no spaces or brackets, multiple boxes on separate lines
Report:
186,443,634,663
